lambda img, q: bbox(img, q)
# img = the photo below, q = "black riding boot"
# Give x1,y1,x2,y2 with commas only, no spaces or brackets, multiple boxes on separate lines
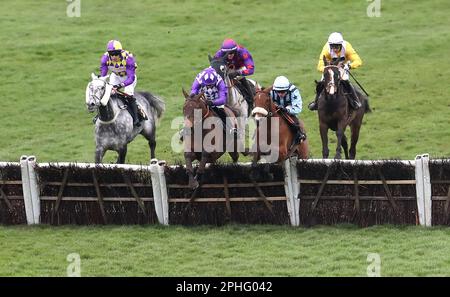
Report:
290,117,306,144
238,78,254,111
342,80,361,110
128,97,140,127
308,81,324,111
294,128,307,144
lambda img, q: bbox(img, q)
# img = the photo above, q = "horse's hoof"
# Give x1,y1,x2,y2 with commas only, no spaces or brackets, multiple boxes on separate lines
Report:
150,158,158,165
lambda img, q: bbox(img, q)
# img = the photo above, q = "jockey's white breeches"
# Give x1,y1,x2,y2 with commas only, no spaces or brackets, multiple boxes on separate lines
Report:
110,73,137,96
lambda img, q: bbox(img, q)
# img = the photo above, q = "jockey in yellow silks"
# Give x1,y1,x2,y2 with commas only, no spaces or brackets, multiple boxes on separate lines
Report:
308,32,363,111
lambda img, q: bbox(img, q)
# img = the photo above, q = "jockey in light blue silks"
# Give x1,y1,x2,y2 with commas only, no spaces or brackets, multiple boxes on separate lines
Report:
190,66,236,133
269,76,306,144
214,38,255,109
99,40,140,126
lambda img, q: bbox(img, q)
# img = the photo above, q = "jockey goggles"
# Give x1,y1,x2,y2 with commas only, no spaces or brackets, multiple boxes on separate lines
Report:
224,49,236,55
108,50,122,56
330,44,342,49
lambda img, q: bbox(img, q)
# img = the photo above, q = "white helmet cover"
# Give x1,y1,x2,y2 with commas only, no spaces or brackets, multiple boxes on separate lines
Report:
273,76,290,91
327,32,344,45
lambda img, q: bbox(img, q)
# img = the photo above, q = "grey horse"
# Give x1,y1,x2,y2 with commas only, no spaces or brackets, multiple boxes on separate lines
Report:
85,73,165,163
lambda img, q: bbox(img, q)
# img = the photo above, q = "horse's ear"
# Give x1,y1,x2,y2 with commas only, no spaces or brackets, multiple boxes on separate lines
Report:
255,84,261,92
208,54,213,62
91,73,97,80
99,74,109,82
182,88,189,99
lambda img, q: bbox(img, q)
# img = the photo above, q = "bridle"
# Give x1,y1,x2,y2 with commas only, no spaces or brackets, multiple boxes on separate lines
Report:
251,91,275,118
184,93,211,120
89,78,107,104
323,65,342,95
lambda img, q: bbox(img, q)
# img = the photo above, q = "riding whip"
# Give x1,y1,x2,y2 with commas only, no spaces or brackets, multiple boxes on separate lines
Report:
348,71,370,97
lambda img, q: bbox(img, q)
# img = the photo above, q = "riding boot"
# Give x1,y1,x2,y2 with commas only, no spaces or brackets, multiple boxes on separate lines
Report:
238,78,254,110
128,97,140,127
294,128,307,144
290,116,306,144
308,81,324,111
343,80,361,110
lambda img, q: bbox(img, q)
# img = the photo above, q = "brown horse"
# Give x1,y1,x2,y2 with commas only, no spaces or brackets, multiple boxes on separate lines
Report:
317,59,371,159
182,89,239,189
250,87,308,165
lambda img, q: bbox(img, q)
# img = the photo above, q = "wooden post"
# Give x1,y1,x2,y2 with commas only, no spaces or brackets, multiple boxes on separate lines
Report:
122,172,147,216
223,176,232,218
52,167,69,224
92,170,107,224
311,165,331,213
377,168,398,211
0,186,13,210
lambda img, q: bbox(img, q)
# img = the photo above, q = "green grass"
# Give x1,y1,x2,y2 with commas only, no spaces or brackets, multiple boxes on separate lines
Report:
1,224,450,276
1,0,449,164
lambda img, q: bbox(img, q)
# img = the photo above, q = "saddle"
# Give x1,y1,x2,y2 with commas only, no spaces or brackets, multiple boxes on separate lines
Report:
116,93,148,121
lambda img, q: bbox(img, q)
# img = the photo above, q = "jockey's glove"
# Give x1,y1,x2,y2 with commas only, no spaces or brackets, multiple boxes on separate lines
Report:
344,62,351,71
206,100,214,107
278,105,287,113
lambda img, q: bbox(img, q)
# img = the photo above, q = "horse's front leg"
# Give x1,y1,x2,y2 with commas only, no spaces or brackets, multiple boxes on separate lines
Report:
319,122,329,158
95,146,106,164
195,152,209,187
149,138,156,160
335,123,347,159
117,146,127,164
349,123,362,160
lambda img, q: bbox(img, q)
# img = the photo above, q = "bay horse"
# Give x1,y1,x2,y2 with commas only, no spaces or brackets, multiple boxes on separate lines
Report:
317,59,371,159
250,87,309,165
182,89,239,189
85,73,165,163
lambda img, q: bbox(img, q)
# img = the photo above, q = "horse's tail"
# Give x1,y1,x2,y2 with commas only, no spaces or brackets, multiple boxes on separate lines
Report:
140,91,165,119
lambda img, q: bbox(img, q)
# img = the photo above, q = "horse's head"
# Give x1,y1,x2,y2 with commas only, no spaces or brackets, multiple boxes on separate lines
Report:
208,54,228,79
182,88,209,128
85,73,112,112
251,87,273,122
322,57,345,97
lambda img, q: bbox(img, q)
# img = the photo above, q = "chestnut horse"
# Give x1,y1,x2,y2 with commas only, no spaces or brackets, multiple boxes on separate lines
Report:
182,89,239,189
317,59,371,159
250,87,308,166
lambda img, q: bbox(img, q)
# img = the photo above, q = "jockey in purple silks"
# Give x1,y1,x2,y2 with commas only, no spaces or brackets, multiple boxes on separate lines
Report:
214,38,255,108
99,40,140,126
190,66,236,134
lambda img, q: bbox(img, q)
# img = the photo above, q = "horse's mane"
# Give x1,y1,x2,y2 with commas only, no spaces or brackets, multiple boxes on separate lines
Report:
139,91,165,119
